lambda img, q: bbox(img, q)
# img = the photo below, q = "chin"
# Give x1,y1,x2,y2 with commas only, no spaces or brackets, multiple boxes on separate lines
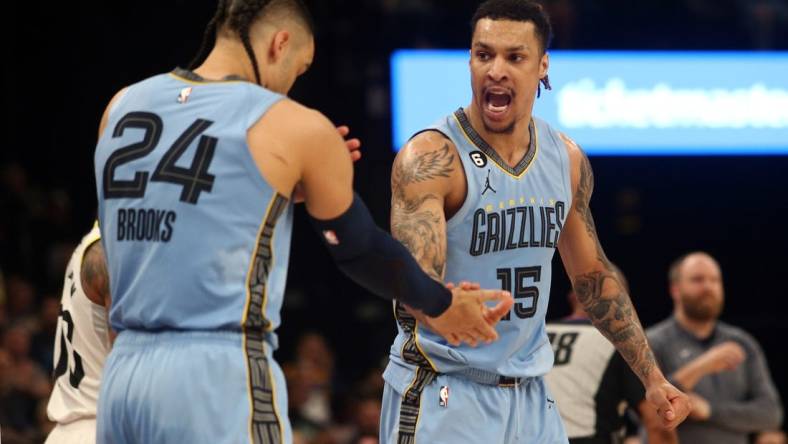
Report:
482,118,516,135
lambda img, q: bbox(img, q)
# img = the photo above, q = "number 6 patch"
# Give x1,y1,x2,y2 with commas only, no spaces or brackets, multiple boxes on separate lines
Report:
469,151,487,168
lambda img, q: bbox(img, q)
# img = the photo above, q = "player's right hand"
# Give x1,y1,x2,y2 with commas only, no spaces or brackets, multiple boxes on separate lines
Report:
645,379,692,430
427,285,513,347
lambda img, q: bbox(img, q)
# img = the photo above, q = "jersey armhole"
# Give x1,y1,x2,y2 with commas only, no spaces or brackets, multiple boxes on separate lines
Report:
445,137,477,231
240,88,289,194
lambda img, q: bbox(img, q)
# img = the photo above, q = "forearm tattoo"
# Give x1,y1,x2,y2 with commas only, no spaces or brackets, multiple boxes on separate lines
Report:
391,143,454,281
572,152,658,381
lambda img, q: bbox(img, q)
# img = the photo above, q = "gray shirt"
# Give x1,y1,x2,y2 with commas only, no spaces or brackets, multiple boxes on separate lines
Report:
647,316,783,444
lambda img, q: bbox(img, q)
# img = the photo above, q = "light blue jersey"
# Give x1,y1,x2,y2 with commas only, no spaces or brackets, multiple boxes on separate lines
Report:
95,68,291,338
94,69,294,444
389,108,573,379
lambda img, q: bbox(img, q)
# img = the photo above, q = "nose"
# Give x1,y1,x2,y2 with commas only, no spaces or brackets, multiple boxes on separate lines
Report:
487,55,508,82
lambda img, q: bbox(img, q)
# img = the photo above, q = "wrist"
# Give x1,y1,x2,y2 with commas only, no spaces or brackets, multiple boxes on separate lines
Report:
643,367,667,389
422,286,452,317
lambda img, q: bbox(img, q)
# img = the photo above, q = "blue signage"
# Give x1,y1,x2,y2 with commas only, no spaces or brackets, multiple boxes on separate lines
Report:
391,50,788,155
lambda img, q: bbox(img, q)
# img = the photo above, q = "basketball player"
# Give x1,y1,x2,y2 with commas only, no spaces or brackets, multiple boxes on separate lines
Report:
380,1,691,442
93,1,513,443
44,223,111,444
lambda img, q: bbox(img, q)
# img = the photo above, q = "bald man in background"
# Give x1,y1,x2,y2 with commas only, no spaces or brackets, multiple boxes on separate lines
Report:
644,252,783,444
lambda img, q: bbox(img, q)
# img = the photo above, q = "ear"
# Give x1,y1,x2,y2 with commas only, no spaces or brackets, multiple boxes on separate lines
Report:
669,283,680,304
539,52,549,79
269,30,291,62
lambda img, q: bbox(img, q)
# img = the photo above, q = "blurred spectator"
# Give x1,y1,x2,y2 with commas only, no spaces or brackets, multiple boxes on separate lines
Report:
757,430,788,444
4,275,38,329
736,0,788,49
286,332,338,442
0,268,7,328
644,252,784,444
0,323,52,443
0,163,46,276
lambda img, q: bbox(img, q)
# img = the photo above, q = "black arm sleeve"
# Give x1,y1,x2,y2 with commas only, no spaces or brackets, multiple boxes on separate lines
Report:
309,194,452,317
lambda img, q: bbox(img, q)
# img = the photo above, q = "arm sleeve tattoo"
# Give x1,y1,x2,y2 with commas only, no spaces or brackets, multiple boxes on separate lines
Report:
571,151,659,382
390,143,454,281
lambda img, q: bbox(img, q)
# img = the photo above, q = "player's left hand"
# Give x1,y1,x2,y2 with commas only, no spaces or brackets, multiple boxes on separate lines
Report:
450,281,511,325
293,125,362,202
645,379,692,430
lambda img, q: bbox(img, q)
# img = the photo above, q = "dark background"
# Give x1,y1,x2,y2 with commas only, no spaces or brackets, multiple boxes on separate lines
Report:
2,0,787,436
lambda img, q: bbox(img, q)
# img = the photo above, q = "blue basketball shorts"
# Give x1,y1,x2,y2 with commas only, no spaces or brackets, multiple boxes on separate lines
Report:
97,330,291,444
380,361,568,444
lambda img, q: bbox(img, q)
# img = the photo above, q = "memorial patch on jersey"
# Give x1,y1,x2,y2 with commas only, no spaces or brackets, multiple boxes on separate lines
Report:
469,151,487,168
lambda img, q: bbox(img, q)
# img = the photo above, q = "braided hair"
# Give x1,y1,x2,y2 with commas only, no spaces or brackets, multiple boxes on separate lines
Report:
189,0,314,86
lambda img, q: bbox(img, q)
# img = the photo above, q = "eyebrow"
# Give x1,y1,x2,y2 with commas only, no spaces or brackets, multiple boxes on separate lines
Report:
473,41,528,52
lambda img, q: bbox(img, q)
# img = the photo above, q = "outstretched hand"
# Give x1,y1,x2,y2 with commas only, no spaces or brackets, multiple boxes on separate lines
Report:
425,282,513,347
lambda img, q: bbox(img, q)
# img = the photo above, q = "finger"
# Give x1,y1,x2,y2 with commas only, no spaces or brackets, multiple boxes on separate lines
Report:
337,125,350,137
471,327,493,344
657,399,676,424
459,281,480,290
346,138,362,150
444,333,460,347
474,323,499,342
476,289,513,303
445,282,456,290
350,151,362,162
485,297,515,323
460,332,478,348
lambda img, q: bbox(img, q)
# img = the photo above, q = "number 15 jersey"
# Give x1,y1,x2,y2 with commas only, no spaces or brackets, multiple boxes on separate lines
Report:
95,69,292,338
390,108,573,378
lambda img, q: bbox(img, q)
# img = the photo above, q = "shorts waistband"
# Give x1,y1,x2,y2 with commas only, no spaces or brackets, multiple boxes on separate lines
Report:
115,329,245,348
450,367,534,388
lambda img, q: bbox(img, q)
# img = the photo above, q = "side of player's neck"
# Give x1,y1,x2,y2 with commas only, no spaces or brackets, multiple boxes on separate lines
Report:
194,38,260,84
466,104,532,167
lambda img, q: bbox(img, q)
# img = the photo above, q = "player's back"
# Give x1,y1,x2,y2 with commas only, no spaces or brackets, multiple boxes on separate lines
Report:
95,68,292,335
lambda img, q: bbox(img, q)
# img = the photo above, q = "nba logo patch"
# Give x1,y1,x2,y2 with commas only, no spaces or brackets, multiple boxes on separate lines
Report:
439,386,449,407
323,230,340,245
177,87,193,104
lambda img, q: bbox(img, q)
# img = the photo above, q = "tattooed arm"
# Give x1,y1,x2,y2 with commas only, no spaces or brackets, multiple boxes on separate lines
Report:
81,240,116,344
390,132,456,281
391,132,512,346
557,135,690,430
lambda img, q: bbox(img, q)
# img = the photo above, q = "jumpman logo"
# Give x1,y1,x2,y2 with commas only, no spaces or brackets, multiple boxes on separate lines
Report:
482,169,496,195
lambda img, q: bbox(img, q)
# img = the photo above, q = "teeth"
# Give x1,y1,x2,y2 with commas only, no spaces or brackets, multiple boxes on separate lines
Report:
487,102,508,113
